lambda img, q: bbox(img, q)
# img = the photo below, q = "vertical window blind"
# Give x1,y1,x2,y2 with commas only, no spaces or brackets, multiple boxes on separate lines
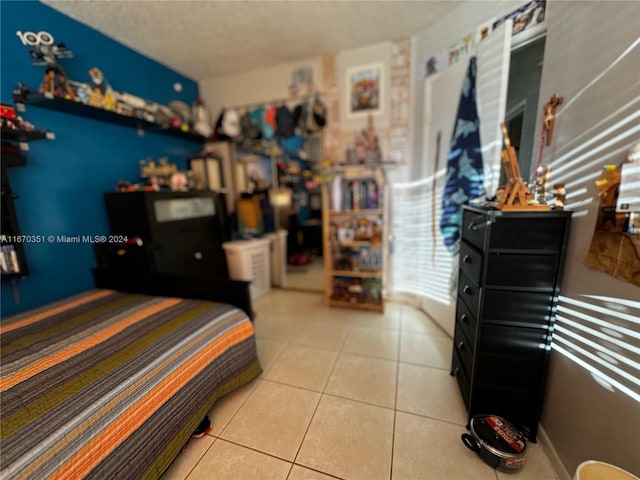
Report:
390,172,454,305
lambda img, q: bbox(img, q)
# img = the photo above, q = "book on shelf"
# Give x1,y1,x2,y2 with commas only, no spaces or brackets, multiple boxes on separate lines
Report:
328,177,380,211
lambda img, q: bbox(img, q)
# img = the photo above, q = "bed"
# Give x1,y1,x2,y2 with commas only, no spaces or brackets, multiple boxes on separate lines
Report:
0,280,262,480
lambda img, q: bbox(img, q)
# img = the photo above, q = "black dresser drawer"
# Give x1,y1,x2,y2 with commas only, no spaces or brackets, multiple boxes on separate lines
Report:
489,216,567,250
154,244,227,277
455,297,478,346
478,324,549,360
462,207,570,251
457,269,481,319
93,243,154,272
475,354,544,392
451,349,471,410
485,253,558,289
461,209,491,250
454,325,474,377
482,290,554,328
459,241,483,283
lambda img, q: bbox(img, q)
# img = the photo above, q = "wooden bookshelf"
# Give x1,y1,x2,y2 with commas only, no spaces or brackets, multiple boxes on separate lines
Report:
322,165,388,312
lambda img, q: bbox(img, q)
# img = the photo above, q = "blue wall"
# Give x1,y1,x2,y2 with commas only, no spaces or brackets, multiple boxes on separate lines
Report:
1,2,202,315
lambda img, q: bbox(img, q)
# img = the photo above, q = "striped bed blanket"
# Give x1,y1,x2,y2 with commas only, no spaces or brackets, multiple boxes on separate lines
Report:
0,289,262,480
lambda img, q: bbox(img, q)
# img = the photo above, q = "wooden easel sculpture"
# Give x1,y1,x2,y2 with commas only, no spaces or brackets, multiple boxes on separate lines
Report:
498,123,550,211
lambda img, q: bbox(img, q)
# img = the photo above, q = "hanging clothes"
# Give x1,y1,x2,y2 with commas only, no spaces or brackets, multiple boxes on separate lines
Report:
439,56,485,255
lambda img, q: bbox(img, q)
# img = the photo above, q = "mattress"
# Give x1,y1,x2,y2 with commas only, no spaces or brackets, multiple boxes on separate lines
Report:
0,289,262,480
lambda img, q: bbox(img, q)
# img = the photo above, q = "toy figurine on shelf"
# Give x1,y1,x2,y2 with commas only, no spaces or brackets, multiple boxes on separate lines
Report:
347,278,364,304
139,157,178,180
552,183,566,209
85,67,114,109
29,42,77,101
87,87,104,108
88,67,112,96
39,65,76,100
29,42,73,66
346,114,382,164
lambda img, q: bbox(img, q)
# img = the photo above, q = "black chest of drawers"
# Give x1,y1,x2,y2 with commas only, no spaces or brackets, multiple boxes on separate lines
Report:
450,205,572,442
96,191,230,278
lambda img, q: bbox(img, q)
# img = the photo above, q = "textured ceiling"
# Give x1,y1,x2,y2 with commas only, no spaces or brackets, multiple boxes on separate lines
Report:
43,0,462,81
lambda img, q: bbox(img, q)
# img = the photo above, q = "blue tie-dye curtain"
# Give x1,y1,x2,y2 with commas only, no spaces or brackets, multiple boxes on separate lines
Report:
439,56,485,255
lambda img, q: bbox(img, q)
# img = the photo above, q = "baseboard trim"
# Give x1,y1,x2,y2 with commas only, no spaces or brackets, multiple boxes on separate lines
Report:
386,292,422,308
539,425,572,480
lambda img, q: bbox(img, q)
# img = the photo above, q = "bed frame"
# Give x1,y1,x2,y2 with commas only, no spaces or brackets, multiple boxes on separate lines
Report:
91,267,254,320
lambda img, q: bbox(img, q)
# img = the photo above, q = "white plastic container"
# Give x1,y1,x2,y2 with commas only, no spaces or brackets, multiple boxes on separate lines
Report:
574,461,639,480
222,238,272,300
263,230,288,287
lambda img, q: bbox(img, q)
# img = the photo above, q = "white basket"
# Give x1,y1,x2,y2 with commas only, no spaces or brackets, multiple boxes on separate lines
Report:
222,238,272,300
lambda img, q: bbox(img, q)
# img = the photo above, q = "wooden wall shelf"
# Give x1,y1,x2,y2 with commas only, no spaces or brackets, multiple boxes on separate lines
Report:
329,270,382,278
1,128,51,142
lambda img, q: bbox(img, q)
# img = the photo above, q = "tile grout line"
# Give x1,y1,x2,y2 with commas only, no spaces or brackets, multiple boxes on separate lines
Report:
288,313,351,473
288,463,348,480
180,435,218,480
215,433,350,480
389,304,405,480
209,379,263,440
255,375,470,428
257,331,452,373
257,337,290,377
212,437,293,467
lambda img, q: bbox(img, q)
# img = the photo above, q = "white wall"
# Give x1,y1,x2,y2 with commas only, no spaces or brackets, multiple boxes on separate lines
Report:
533,1,640,475
199,57,323,117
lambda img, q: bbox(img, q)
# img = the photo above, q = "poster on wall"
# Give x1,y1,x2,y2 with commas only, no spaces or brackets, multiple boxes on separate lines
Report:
425,33,473,79
448,35,473,67
346,63,383,118
493,0,546,38
290,67,314,96
238,154,273,190
475,18,496,44
424,51,448,78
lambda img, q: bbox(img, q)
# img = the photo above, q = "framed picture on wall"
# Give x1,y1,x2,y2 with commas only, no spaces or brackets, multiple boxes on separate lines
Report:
346,63,384,118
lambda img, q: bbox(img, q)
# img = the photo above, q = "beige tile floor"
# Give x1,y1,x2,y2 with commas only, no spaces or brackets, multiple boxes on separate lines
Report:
160,290,559,480
283,256,325,293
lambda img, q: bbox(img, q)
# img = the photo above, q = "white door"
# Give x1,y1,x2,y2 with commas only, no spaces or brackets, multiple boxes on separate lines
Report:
391,21,513,337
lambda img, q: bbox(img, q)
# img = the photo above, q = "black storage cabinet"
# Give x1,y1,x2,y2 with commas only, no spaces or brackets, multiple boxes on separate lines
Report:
97,191,229,278
450,205,572,442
